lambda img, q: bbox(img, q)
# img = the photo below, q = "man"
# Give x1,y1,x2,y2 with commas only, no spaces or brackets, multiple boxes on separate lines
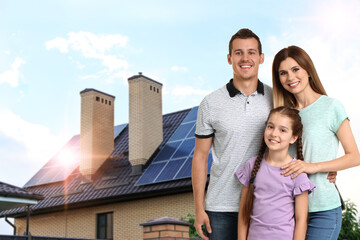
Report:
192,28,272,240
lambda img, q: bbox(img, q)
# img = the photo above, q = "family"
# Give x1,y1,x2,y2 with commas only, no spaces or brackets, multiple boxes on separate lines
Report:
191,28,360,240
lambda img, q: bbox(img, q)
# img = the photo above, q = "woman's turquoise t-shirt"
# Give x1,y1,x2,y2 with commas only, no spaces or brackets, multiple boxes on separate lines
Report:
292,95,348,212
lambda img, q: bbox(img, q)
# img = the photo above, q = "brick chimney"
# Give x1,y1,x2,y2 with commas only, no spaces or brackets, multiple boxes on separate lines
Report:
80,88,115,179
128,73,163,173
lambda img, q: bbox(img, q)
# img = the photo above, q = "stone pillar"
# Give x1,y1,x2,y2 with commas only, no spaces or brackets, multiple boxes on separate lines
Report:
140,217,191,240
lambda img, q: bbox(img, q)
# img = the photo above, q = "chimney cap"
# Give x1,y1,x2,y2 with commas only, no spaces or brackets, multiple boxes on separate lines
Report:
140,217,191,227
128,73,163,86
80,88,116,99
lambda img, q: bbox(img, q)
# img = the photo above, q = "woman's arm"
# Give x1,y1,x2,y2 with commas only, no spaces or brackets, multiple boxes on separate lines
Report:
281,119,360,178
293,191,308,240
238,186,249,240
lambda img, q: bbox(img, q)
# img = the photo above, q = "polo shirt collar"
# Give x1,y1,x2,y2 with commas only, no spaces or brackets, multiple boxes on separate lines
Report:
226,79,265,97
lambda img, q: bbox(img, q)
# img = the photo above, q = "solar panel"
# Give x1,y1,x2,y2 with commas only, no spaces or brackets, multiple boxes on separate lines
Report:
114,124,127,139
182,106,198,123
172,138,195,159
136,106,213,186
24,124,128,188
156,159,185,182
152,141,181,163
135,162,167,186
24,135,81,187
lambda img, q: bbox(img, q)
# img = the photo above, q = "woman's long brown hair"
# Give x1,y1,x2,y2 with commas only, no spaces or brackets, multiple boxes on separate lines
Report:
272,45,327,108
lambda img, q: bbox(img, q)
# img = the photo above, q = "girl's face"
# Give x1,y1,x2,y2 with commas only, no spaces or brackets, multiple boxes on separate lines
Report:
264,112,298,152
278,57,311,96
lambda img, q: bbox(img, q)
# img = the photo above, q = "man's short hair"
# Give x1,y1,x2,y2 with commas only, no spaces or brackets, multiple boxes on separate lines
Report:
229,28,262,55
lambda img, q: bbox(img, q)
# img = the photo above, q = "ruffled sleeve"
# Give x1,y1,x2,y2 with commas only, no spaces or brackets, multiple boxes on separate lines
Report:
293,173,316,196
235,156,256,187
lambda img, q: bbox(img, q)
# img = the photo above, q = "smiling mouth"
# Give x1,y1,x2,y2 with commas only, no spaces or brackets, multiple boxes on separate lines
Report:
240,65,252,70
269,139,279,144
289,82,300,87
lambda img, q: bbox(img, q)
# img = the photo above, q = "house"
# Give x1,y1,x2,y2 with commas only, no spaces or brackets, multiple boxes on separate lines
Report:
0,73,212,240
0,181,43,235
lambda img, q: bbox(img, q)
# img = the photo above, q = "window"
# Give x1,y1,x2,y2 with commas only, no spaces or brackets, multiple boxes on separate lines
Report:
97,212,113,240
96,97,100,102
150,86,152,90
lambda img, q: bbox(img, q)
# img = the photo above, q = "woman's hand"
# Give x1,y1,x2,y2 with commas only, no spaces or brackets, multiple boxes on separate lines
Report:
281,160,319,178
327,171,337,183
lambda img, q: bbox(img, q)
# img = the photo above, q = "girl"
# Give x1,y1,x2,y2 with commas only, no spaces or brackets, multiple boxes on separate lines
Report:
236,107,315,240
272,46,360,239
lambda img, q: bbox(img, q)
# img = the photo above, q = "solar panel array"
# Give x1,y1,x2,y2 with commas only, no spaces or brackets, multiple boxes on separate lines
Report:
24,124,128,187
136,106,213,186
24,135,81,187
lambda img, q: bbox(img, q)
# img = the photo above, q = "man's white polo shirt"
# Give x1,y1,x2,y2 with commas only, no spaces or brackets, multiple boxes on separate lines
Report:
195,79,272,212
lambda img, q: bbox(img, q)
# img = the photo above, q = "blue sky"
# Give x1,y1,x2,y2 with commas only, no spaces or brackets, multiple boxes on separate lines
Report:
1,0,360,234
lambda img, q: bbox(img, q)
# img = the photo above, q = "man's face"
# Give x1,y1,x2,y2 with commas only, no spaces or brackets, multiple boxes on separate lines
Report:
227,38,264,82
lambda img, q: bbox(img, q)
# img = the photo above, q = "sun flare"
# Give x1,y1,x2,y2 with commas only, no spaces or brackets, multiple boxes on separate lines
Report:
57,149,76,166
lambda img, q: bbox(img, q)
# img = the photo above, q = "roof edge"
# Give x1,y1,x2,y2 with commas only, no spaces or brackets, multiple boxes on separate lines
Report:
128,73,163,86
80,88,116,98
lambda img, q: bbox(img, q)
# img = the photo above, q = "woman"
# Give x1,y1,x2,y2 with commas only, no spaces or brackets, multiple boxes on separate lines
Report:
272,45,360,240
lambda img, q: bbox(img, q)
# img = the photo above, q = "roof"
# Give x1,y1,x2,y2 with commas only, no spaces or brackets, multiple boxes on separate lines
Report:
0,108,203,218
0,182,43,212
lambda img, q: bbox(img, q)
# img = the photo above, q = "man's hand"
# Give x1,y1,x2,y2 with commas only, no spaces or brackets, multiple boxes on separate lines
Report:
194,210,212,240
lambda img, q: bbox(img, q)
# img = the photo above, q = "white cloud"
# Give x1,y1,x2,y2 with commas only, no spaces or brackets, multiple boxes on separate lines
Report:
0,109,66,164
46,31,130,83
170,85,211,96
171,66,188,72
80,74,99,80
0,57,26,87
46,37,69,53
101,55,129,71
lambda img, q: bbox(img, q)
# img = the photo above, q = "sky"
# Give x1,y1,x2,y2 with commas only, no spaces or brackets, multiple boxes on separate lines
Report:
1,0,360,235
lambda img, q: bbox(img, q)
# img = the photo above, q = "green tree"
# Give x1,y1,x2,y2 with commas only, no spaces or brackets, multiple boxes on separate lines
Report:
181,212,201,238
339,200,360,240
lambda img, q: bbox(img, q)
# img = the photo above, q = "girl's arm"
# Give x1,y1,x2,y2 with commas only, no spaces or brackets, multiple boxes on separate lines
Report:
238,186,249,240
281,119,360,178
293,191,308,240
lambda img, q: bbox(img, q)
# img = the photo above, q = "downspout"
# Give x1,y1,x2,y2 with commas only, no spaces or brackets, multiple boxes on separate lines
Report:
26,205,30,236
5,215,16,235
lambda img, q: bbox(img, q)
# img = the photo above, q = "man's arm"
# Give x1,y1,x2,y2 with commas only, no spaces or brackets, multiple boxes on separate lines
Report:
192,137,213,240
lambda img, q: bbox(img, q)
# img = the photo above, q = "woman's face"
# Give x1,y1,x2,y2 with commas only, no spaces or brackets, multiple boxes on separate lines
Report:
278,57,311,96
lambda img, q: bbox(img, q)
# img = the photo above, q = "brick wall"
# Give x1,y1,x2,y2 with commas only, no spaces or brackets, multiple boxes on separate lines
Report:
141,217,191,240
14,192,194,240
